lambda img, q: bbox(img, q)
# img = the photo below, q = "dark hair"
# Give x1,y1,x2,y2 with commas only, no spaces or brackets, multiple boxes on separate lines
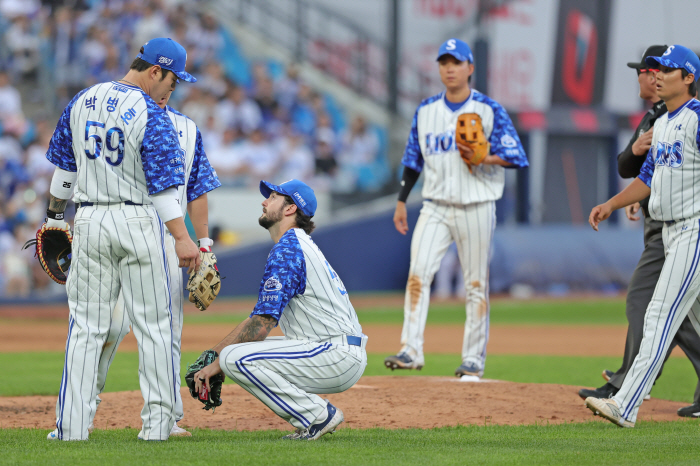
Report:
282,194,316,234
681,69,698,97
129,46,173,81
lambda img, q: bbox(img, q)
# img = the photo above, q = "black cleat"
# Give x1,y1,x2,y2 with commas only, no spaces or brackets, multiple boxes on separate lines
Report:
677,402,700,418
578,382,618,400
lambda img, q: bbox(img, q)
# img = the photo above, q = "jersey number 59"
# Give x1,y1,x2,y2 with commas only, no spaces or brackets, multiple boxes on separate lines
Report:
85,120,125,166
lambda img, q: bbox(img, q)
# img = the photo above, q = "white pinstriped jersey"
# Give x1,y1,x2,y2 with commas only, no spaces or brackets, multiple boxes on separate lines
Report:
402,90,528,204
165,106,220,214
639,98,700,221
46,81,184,203
251,228,362,341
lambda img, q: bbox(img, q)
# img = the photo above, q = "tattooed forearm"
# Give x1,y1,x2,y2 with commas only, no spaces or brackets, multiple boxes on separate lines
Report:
212,315,277,353
48,195,68,213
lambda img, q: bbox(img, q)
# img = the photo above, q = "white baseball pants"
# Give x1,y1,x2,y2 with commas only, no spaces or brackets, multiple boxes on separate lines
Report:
613,217,700,423
220,336,367,429
399,200,496,371
55,204,177,440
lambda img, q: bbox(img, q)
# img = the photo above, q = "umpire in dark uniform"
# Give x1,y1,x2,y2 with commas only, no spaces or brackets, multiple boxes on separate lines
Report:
578,45,700,417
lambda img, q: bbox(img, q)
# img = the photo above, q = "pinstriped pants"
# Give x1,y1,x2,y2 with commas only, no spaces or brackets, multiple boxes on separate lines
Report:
400,200,496,371
613,217,700,423
91,231,186,425
55,204,176,440
220,338,367,429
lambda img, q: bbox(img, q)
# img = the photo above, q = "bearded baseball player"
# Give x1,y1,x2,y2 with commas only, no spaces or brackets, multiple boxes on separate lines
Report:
191,179,368,440
85,88,221,438
587,45,700,427
46,38,201,441
385,38,528,379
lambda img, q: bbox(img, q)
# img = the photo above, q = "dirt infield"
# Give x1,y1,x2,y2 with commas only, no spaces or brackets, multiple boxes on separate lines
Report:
0,377,690,432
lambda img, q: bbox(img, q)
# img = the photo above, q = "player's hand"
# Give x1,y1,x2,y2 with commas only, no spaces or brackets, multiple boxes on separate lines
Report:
194,359,222,395
625,202,641,221
632,128,653,156
176,237,201,274
589,202,614,231
394,201,408,235
456,141,475,162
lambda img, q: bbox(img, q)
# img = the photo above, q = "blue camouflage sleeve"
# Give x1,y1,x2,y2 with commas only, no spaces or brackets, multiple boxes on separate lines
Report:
638,146,656,187
401,108,424,172
250,230,306,323
45,87,91,172
488,103,528,168
186,127,221,202
141,98,185,195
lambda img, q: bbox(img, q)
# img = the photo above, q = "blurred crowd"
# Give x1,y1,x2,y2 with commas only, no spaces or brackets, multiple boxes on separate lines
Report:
0,0,389,298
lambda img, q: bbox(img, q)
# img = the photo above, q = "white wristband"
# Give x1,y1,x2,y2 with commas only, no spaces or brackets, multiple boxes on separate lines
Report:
198,237,213,249
50,167,78,199
151,187,183,223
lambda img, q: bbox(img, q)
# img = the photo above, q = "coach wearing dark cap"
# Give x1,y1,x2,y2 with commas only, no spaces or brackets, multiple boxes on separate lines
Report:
578,45,700,418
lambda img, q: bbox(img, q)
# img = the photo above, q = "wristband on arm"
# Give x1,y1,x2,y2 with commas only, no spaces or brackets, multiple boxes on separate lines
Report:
398,166,420,203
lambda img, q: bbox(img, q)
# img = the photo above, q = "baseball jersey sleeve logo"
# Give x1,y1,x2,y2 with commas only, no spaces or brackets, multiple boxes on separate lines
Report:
500,134,517,148
157,54,174,66
654,139,684,168
263,277,283,292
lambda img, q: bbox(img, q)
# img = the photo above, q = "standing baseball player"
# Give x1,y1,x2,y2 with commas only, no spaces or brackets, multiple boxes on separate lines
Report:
87,88,221,438
46,38,201,441
578,45,700,418
586,45,700,427
191,179,368,440
384,39,528,378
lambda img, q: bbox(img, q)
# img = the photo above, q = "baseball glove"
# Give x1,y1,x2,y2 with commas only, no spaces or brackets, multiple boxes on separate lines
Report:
22,222,73,285
456,113,490,172
185,350,224,411
187,248,221,311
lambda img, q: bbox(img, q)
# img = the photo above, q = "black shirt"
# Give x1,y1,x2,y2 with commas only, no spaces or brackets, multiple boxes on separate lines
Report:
617,100,667,216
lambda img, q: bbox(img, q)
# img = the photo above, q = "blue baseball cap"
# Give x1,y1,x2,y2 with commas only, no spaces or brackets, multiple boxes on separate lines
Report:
645,45,700,80
436,39,473,63
137,37,196,83
260,179,317,217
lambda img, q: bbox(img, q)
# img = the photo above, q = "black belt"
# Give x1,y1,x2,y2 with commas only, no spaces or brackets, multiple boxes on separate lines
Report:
77,201,142,209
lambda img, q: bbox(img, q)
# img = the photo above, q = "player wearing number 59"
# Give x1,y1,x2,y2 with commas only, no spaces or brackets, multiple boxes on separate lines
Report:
385,39,528,378
44,38,200,441
189,179,368,441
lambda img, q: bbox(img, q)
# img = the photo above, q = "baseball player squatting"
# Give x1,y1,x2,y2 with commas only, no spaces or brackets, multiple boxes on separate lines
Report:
385,39,528,379
87,86,221,437
192,179,368,440
46,38,201,441
587,45,700,427
578,45,700,418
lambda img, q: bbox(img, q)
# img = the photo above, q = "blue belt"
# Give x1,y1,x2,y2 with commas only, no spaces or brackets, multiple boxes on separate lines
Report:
346,336,361,346
78,201,142,209
665,218,684,226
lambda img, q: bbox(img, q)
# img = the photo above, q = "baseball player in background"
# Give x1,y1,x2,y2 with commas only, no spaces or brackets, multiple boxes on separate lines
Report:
587,45,700,427
384,39,528,379
45,38,201,441
192,179,368,440
87,88,221,438
578,45,700,418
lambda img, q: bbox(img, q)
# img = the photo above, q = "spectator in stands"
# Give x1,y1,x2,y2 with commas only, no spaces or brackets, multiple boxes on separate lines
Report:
276,127,315,183
207,127,246,182
237,127,280,182
338,115,379,189
132,2,170,53
216,84,263,134
254,76,279,124
198,61,228,99
275,64,301,111
4,15,41,80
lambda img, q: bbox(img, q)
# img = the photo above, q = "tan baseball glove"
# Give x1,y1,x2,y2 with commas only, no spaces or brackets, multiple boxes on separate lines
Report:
456,113,490,172
187,248,221,311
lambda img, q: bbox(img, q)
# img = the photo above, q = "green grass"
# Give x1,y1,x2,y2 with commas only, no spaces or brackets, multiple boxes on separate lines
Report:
183,299,629,326
2,351,697,403
2,423,700,465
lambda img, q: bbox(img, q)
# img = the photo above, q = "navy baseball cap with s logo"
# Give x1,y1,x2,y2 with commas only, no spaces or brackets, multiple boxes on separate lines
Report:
645,45,700,80
437,38,473,63
137,37,197,83
260,179,317,217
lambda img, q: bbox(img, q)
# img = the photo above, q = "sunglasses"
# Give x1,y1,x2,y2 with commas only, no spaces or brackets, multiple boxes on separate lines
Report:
637,68,660,76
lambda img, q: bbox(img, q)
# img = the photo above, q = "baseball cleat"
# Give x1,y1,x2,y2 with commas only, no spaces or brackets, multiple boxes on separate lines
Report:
585,397,635,428
282,428,304,440
384,352,423,371
296,402,344,440
677,402,700,417
601,369,614,381
47,429,59,440
455,362,483,378
578,382,618,400
169,422,192,437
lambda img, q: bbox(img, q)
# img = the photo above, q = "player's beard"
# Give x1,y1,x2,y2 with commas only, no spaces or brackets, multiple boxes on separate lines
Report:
258,205,284,230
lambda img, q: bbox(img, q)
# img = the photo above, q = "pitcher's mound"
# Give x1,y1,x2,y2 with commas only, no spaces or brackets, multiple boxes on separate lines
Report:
0,376,692,432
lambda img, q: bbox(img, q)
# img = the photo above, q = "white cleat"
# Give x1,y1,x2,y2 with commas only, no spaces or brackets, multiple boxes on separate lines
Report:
585,397,635,428
47,429,59,440
169,422,192,437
